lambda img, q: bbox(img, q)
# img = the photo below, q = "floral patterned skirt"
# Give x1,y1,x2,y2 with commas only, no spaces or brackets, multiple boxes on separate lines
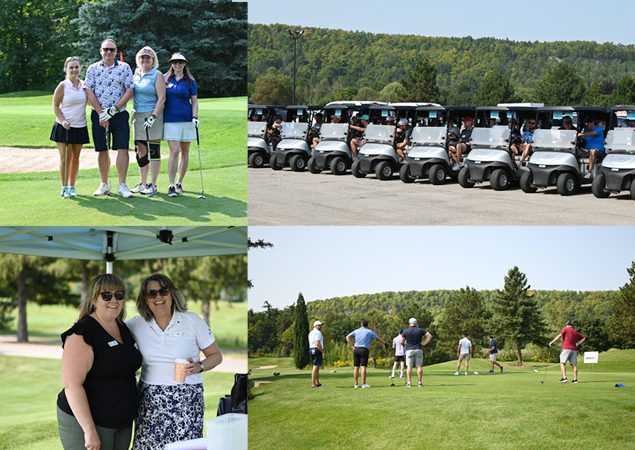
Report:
132,381,204,450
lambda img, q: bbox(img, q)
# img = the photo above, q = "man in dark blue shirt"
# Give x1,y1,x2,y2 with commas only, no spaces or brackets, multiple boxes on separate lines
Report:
487,334,504,374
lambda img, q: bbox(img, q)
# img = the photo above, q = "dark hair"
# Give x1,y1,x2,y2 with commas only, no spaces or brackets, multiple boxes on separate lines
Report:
399,329,403,334
462,332,468,336
136,274,187,321
361,320,369,327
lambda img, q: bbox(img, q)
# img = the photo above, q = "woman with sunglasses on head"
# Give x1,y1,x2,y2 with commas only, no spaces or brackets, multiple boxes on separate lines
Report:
163,52,199,197
57,274,142,450
126,274,222,450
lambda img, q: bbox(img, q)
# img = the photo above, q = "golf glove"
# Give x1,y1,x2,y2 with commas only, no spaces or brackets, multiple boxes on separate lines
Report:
99,106,119,121
192,116,200,128
144,114,156,129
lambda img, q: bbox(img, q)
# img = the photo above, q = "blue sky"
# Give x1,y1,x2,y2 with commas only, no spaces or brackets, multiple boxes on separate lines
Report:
248,226,635,310
249,0,635,45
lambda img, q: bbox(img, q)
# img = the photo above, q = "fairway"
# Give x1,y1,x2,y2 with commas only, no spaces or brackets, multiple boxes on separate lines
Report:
249,351,635,450
0,93,246,225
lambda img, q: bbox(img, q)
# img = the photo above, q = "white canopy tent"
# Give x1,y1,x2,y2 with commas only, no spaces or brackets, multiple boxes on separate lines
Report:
0,227,247,272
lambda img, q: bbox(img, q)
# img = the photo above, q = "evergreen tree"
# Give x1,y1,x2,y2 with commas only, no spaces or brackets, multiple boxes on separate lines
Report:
491,267,546,365
606,262,635,349
402,57,439,103
437,286,489,352
474,71,516,105
536,63,586,105
378,81,407,103
582,82,610,107
293,293,310,369
609,75,635,106
251,70,292,104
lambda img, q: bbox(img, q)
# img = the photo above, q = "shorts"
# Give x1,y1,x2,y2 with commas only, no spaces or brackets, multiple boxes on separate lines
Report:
394,355,405,363
164,121,196,142
50,123,90,145
406,349,423,368
560,350,578,365
458,353,471,361
132,111,164,142
579,148,605,158
353,347,370,367
91,110,130,151
310,348,323,366
489,353,498,362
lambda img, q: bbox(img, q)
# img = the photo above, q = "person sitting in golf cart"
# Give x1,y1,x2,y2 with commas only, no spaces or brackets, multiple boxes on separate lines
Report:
449,115,474,169
560,115,575,131
578,117,605,178
266,115,284,151
349,114,369,158
519,118,537,166
394,118,412,160
509,118,523,162
308,112,324,150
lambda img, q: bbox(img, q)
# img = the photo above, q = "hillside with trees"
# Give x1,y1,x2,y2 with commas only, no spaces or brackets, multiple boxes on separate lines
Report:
249,23,635,106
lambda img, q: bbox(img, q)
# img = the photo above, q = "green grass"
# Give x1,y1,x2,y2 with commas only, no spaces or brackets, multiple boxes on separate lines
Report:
249,350,635,450
0,93,246,225
1,301,247,351
0,356,236,450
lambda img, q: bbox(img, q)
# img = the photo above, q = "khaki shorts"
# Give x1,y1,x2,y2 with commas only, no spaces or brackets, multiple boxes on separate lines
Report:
458,353,471,361
406,349,423,367
132,111,163,141
490,353,498,362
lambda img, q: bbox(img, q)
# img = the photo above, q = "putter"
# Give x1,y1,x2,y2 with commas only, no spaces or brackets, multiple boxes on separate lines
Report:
540,365,549,384
195,124,206,199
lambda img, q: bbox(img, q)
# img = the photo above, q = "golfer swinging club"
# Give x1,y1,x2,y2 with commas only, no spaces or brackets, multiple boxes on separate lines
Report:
84,38,135,198
549,320,586,384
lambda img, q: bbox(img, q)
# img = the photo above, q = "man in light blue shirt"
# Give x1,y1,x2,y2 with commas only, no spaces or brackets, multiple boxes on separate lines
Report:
346,320,385,388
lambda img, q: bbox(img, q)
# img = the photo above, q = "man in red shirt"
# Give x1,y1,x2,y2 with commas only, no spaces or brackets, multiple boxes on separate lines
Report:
548,321,586,383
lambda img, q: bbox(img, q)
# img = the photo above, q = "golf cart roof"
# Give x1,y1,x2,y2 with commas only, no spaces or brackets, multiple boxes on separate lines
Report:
476,106,509,112
573,106,612,114
445,106,476,113
248,104,269,109
538,106,575,112
323,103,351,110
416,105,446,112
498,102,544,108
613,105,635,112
285,105,309,110
369,104,395,111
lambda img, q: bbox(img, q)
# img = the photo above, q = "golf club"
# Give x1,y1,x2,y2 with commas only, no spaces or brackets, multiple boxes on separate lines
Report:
145,126,156,196
105,124,112,197
63,128,70,198
540,365,549,384
195,124,206,199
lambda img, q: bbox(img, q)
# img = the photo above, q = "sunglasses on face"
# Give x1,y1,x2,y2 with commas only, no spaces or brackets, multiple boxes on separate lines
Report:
101,291,125,301
102,48,117,53
145,287,171,298
171,61,185,65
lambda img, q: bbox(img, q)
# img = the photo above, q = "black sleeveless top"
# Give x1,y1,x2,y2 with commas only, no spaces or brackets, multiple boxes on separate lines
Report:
56,316,142,428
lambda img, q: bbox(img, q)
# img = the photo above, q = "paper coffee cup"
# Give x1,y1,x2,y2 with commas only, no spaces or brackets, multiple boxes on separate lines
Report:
174,358,188,382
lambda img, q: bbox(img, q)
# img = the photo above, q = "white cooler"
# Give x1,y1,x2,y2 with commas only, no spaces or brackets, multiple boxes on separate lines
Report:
164,413,247,450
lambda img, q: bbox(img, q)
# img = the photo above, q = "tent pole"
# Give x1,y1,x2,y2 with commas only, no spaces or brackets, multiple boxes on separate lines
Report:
106,261,113,274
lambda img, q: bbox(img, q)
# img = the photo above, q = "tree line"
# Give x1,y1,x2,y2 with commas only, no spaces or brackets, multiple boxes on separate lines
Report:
0,254,247,342
249,263,635,368
249,24,635,106
0,0,246,98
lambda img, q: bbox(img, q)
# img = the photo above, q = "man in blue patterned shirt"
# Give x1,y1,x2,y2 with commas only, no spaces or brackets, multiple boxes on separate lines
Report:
85,39,135,198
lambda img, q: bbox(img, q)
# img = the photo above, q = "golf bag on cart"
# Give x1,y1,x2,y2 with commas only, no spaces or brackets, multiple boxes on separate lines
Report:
216,372,248,416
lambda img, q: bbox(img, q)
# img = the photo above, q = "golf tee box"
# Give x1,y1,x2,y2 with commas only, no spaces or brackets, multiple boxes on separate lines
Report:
163,413,247,450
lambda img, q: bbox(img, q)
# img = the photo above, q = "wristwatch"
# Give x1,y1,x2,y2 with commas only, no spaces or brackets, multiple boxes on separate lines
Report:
199,362,205,373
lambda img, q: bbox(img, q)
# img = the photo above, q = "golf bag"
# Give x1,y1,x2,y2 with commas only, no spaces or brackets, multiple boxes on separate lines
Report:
217,372,248,416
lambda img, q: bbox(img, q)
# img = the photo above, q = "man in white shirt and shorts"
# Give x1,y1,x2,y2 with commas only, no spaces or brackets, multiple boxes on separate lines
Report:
308,320,325,388
455,333,472,375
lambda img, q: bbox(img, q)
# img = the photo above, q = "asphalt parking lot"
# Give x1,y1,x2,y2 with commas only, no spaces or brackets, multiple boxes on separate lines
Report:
249,168,635,225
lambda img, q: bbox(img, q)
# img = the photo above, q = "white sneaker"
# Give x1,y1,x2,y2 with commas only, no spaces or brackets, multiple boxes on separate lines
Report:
390,374,395,378
117,183,133,198
465,372,468,376
584,172,593,180
399,373,403,378
361,384,370,389
141,183,157,196
93,183,110,196
451,163,460,171
454,371,459,376
68,186,77,197
175,183,183,194
417,383,423,388
62,186,70,199
354,384,359,389
130,182,145,193
60,186,66,198
406,382,412,387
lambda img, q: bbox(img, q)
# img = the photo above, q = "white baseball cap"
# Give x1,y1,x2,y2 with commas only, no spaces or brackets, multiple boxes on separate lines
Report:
313,320,323,327
408,318,417,325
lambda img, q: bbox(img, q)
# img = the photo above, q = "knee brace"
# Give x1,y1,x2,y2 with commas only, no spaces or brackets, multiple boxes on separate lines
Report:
149,143,161,160
136,149,149,167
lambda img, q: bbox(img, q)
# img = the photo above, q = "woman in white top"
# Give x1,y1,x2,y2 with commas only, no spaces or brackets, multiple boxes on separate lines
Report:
126,274,222,450
50,56,89,199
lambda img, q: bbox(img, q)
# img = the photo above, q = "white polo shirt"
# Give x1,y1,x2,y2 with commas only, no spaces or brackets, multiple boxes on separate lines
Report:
126,311,215,385
458,337,472,355
308,327,323,350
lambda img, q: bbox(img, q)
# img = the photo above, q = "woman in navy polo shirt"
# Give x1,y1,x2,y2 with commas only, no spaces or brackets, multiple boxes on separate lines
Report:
163,53,199,197
126,274,223,450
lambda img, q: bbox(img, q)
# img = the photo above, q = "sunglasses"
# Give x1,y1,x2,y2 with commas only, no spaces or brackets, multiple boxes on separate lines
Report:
102,48,117,53
171,61,185,65
101,291,125,301
145,287,171,298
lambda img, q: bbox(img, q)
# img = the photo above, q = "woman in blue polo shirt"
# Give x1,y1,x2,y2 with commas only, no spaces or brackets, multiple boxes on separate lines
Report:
163,53,199,197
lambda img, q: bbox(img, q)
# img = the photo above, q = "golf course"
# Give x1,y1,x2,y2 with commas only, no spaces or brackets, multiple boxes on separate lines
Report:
248,351,635,450
0,92,246,225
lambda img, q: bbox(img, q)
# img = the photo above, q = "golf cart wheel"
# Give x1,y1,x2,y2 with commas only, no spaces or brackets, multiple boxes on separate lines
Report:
375,161,393,180
399,163,415,183
591,172,610,198
290,155,306,172
308,157,322,174
556,172,577,196
491,169,510,191
429,164,447,185
351,159,366,178
270,154,282,170
248,152,265,168
330,156,347,175
458,166,474,188
520,170,538,193
631,178,635,200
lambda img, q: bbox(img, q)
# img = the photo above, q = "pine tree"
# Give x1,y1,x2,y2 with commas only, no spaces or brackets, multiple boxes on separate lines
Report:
474,71,517,105
491,267,546,365
293,293,310,369
402,57,440,103
437,286,489,353
606,262,635,349
536,63,586,105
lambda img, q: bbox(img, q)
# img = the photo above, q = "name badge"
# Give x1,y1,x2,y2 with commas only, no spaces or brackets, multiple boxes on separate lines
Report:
108,340,119,347
168,332,183,338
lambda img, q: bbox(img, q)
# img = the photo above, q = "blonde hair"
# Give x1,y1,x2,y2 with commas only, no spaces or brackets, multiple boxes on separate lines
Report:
79,274,127,321
63,56,81,72
135,46,159,70
136,274,188,321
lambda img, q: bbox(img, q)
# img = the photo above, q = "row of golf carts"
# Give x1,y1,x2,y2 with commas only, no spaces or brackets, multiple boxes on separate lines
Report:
248,102,635,199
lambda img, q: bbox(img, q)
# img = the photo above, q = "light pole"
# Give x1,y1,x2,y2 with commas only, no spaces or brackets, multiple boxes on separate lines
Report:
287,28,304,104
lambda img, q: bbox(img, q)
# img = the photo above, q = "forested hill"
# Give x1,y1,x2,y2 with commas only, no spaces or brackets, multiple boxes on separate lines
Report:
248,23,635,104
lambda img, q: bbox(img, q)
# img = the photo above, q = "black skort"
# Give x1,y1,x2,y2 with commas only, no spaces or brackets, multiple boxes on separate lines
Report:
50,122,90,145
